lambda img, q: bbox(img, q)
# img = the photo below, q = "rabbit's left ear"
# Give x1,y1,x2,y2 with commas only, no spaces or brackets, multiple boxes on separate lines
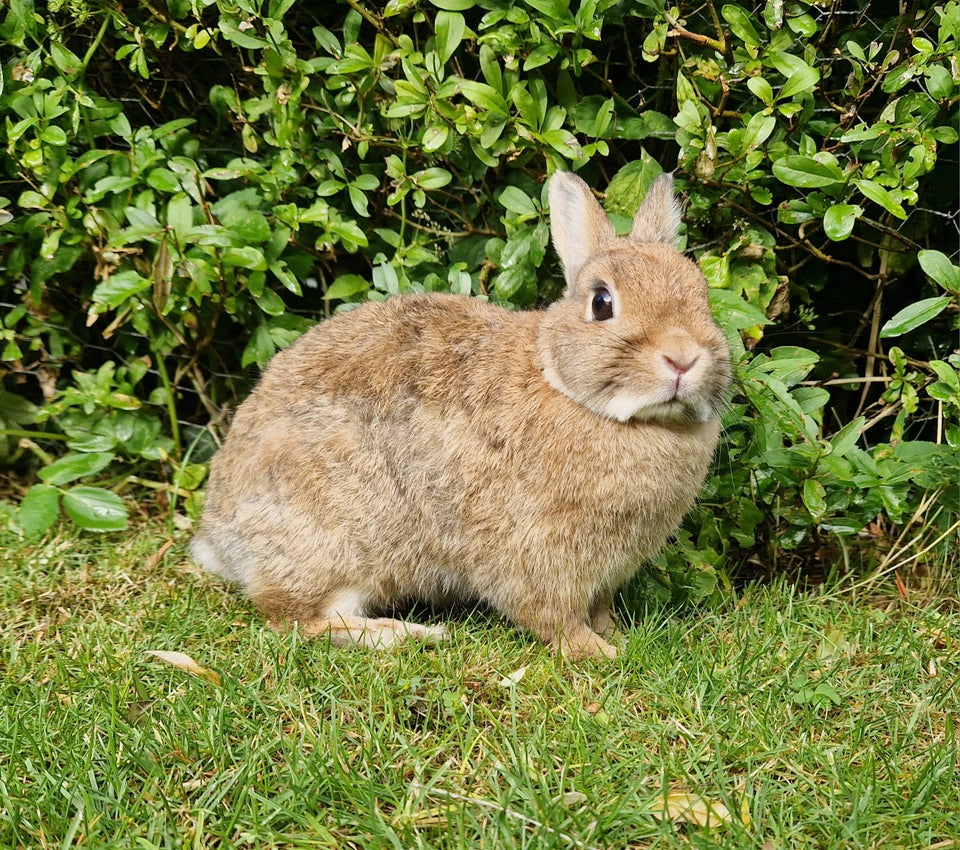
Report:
629,174,682,247
548,171,616,290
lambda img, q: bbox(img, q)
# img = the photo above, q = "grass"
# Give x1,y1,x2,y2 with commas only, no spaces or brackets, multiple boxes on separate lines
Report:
1,523,958,849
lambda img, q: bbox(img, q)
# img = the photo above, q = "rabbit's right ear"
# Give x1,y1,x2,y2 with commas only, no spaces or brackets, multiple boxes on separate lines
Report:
629,173,682,247
548,172,616,290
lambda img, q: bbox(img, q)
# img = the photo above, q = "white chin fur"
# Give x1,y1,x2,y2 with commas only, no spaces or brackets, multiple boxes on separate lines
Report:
601,390,709,424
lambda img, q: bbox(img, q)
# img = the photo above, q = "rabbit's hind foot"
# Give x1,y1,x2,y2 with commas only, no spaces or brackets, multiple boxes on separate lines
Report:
252,583,447,649
300,615,448,648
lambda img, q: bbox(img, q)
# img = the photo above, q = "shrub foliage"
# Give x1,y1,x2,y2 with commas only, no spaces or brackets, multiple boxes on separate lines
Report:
1,0,957,591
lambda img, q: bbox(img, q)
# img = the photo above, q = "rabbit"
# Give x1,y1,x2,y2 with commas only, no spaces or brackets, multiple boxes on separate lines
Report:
191,171,732,660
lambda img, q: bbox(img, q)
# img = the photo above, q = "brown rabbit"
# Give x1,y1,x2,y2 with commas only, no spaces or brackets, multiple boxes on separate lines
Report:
192,171,732,659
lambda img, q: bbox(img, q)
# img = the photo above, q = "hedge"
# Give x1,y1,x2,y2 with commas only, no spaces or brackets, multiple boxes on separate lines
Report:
1,0,957,596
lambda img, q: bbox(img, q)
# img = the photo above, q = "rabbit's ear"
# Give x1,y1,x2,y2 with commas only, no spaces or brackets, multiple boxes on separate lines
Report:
548,171,616,289
629,173,682,247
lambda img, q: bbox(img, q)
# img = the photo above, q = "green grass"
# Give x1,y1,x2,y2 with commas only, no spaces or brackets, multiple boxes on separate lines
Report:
2,524,958,849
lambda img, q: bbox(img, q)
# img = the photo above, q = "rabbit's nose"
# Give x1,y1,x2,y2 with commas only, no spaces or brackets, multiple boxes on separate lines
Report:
663,353,699,376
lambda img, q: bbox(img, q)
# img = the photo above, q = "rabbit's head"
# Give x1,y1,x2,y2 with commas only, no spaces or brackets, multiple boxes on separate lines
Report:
540,172,731,425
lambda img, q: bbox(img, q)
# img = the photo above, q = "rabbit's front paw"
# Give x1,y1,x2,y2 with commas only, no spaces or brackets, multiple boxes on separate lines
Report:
589,602,617,639
554,626,618,661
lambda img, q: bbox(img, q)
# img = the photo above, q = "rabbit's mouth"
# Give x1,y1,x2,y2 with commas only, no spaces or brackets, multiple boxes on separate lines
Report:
599,388,714,425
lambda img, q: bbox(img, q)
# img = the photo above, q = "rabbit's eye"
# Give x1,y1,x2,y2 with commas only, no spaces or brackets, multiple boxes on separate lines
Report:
591,287,614,321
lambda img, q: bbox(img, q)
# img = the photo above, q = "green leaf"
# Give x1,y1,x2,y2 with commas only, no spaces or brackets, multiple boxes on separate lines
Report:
63,486,128,532
219,19,269,48
522,0,571,17
822,204,862,241
86,176,139,202
777,199,816,224
604,154,663,219
523,43,558,71
38,452,115,486
541,128,581,159
221,207,272,243
772,156,844,188
830,416,865,457
929,360,960,394
786,13,817,38
422,124,449,153
758,346,819,386
741,112,776,153
40,125,68,146
434,11,466,65
721,5,761,48
879,297,952,338
707,288,771,331
767,51,821,99
0,390,39,425
166,194,194,244
49,41,83,78
255,288,285,317
19,484,60,539
925,64,954,99
92,271,152,309
498,186,538,217
747,75,774,104
270,261,303,295
478,43,502,92
146,168,182,194
416,167,452,189
221,246,268,270
324,274,370,300
918,250,960,294
853,180,907,220
458,80,510,115
802,478,827,521
779,64,819,100
614,111,675,141
242,324,276,368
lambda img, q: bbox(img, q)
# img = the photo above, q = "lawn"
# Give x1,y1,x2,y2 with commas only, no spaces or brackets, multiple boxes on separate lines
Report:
2,523,958,849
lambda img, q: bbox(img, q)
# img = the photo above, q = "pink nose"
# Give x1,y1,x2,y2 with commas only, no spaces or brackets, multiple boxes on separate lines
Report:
663,354,698,376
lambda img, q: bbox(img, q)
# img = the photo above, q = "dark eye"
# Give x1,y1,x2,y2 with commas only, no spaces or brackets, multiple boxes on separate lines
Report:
591,287,614,321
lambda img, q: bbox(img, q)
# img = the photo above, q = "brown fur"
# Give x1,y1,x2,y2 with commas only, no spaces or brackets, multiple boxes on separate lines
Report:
192,172,732,659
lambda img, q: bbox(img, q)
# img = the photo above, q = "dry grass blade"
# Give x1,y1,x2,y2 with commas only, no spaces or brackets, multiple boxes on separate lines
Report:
407,782,602,850
499,665,527,687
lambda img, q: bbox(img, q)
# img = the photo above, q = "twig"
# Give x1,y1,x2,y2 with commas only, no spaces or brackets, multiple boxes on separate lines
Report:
798,376,891,387
822,501,956,601
867,517,958,588
667,25,723,51
877,490,945,575
855,244,891,419
0,429,69,442
343,0,399,46
665,3,725,53
860,399,899,435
